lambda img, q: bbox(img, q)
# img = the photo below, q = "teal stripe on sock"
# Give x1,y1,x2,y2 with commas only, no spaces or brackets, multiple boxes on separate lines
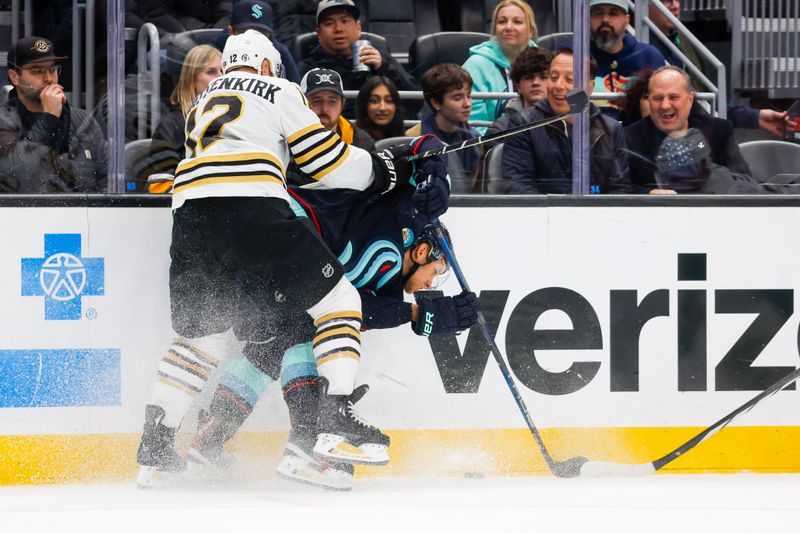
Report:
218,354,272,406
280,342,317,387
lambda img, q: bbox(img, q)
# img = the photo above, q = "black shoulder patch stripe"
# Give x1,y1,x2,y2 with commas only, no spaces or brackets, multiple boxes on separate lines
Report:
292,131,336,159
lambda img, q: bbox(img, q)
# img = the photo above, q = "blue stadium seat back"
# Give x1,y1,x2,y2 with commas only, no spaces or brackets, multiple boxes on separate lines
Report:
361,0,442,61
536,31,573,50
124,138,154,192
408,32,490,82
374,136,414,152
460,0,558,39
289,31,390,65
738,140,800,183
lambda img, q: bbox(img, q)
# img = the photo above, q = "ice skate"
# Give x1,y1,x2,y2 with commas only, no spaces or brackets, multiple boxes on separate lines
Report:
313,384,390,466
136,405,186,489
277,439,354,491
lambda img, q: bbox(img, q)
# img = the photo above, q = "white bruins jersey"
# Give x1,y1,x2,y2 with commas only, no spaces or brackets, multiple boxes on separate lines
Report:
171,71,375,210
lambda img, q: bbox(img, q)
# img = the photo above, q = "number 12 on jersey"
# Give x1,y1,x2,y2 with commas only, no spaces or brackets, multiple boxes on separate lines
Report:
184,94,244,157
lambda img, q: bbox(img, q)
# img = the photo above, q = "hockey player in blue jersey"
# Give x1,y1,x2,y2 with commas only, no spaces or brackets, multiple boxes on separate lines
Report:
186,134,480,490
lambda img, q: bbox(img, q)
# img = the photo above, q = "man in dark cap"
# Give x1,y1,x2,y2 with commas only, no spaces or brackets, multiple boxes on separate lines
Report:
210,0,300,83
299,0,420,118
0,36,107,193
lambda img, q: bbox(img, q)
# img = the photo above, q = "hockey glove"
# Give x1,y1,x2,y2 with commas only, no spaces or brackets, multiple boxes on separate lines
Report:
411,174,450,219
371,144,413,195
412,291,479,337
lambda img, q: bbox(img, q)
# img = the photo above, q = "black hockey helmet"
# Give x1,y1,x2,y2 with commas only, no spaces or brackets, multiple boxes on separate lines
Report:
401,220,452,285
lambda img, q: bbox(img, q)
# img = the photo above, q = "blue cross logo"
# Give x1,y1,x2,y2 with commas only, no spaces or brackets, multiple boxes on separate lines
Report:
21,234,104,320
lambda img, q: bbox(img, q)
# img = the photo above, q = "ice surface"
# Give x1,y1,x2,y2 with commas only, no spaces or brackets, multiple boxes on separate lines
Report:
2,474,800,533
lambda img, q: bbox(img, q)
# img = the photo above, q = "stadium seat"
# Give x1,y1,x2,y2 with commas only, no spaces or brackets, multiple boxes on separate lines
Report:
738,140,800,184
408,32,490,82
164,29,221,84
460,0,558,39
484,143,510,193
289,31,389,65
536,31,573,50
360,0,442,64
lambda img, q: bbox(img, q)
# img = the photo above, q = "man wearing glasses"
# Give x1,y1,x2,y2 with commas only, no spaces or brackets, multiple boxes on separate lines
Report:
0,36,107,193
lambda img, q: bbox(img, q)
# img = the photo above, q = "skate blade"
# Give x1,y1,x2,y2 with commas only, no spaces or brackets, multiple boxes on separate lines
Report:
313,434,389,466
136,465,180,489
277,455,352,491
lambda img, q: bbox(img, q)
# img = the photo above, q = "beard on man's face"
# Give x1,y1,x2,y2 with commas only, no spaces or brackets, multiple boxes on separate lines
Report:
592,24,621,52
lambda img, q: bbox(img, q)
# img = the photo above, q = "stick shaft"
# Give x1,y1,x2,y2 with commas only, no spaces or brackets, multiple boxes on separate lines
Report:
652,365,800,471
433,224,560,473
405,112,570,163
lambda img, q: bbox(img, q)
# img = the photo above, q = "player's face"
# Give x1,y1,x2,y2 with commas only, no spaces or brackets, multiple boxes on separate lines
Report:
517,71,548,107
405,257,448,294
590,5,629,53
10,61,59,102
367,84,396,127
546,53,574,116
317,10,361,56
194,55,223,96
648,70,694,134
495,5,530,52
308,90,344,131
434,83,472,126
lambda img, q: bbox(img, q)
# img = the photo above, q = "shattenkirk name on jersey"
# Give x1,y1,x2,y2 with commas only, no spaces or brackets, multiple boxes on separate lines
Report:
196,75,282,105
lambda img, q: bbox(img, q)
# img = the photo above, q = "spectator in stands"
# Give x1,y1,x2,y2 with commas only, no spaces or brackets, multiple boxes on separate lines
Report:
210,0,300,83
648,0,799,137
487,47,551,138
298,0,420,118
287,68,375,186
619,68,655,126
356,76,405,142
303,68,374,150
0,37,107,193
463,0,538,130
625,66,754,194
589,0,665,118
146,45,223,192
406,64,480,189
125,0,184,37
500,47,631,194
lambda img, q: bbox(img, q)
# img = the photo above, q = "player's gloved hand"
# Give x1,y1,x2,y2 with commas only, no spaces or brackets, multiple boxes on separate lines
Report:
411,174,450,218
412,291,479,336
371,144,413,195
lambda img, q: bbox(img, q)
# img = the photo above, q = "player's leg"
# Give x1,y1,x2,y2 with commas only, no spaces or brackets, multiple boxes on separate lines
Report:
136,198,235,488
304,277,390,466
276,342,354,490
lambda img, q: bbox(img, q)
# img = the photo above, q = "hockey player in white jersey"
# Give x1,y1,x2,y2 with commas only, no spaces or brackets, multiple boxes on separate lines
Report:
136,30,408,487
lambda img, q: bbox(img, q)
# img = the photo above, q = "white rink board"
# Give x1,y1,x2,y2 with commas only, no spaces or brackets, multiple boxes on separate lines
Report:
2,204,800,436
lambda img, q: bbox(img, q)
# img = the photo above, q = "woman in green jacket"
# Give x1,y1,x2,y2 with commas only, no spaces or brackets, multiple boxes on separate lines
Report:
462,0,538,131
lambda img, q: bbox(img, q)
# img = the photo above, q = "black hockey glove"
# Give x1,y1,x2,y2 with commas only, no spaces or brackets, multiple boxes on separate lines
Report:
409,134,448,182
371,144,413,195
412,291,479,337
412,174,450,219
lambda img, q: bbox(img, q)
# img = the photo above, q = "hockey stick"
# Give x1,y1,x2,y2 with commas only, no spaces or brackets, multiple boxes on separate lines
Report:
403,89,590,163
433,222,588,478
579,365,800,476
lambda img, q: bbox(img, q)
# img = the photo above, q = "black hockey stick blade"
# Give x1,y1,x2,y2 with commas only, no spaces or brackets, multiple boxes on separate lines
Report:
432,222,588,478
402,90,590,163
578,365,800,477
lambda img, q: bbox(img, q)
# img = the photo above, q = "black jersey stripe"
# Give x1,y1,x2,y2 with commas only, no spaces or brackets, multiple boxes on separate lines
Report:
292,130,336,160
288,124,327,147
174,170,285,190
305,142,349,180
175,158,283,179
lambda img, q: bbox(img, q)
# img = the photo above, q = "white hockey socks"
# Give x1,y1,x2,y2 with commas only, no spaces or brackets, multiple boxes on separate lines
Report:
306,277,362,395
148,333,227,428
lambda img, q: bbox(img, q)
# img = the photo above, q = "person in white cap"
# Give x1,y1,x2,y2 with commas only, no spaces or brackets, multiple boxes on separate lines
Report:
135,29,411,488
589,0,665,118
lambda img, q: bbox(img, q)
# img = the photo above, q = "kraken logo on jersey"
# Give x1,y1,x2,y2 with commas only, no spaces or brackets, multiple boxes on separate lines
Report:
338,240,401,290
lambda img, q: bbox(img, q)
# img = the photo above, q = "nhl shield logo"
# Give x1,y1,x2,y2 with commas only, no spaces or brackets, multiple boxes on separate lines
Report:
322,263,335,278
